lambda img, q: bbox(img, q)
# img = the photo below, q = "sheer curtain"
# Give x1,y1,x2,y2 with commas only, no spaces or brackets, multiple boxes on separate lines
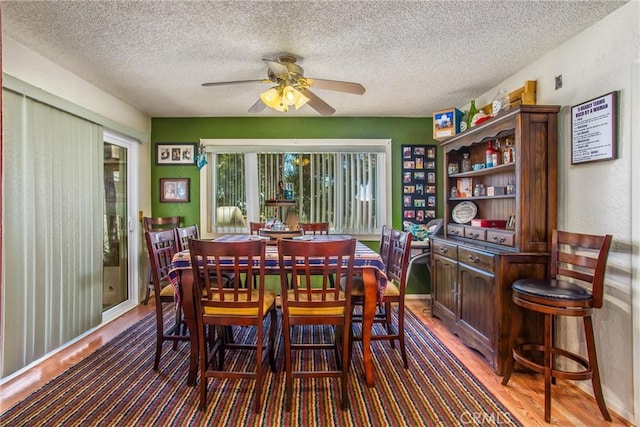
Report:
2,89,103,378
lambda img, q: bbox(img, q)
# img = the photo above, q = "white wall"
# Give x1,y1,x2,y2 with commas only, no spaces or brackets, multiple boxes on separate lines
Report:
3,36,154,301
2,37,151,136
474,1,639,422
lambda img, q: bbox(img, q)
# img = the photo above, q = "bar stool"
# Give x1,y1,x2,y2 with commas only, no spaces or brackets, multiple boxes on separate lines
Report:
501,229,613,423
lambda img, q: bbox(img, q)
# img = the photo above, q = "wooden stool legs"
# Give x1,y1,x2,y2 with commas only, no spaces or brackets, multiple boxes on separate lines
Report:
583,315,611,422
502,306,612,423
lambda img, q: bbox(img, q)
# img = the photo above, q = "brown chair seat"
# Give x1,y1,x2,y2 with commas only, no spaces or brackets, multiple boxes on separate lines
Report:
202,290,277,316
286,289,347,316
350,277,400,297
159,281,176,297
512,278,591,301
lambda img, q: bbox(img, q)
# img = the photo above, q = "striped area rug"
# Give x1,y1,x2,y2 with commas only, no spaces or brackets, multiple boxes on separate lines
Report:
1,307,520,426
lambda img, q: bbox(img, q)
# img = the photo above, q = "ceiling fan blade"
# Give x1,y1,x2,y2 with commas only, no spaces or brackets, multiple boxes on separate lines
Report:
303,90,336,116
248,98,267,113
201,79,270,87
306,78,366,95
263,58,290,79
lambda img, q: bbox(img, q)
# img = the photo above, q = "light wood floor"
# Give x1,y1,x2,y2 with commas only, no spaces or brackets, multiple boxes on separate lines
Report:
0,299,632,426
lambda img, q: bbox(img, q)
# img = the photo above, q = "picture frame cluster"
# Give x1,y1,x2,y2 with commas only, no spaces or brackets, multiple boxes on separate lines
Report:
402,144,437,224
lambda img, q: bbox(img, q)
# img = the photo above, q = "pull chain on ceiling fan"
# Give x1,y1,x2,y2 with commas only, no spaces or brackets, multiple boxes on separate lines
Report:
201,55,365,116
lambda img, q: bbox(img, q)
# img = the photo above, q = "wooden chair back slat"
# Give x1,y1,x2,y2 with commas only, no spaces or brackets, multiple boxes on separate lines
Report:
175,224,199,251
551,229,612,308
189,238,267,313
386,228,412,292
145,229,180,286
278,238,355,317
299,222,330,235
143,216,181,232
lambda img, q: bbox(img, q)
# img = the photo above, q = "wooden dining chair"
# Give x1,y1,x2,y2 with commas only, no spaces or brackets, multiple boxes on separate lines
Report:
142,216,181,304
349,228,413,368
249,221,263,235
189,238,277,413
175,224,199,251
349,224,392,318
299,222,330,235
501,230,613,422
277,238,356,411
176,224,234,285
145,229,189,372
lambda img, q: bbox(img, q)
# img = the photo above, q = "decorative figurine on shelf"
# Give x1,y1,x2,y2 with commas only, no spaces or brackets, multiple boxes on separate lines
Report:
285,211,299,231
284,182,294,200
277,180,285,200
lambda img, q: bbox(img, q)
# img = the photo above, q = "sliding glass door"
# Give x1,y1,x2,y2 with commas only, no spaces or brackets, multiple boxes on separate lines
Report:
103,141,129,310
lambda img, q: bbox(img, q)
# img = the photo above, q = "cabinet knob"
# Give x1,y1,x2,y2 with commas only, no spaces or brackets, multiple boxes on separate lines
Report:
468,255,480,263
471,233,479,238
492,235,506,243
439,247,448,253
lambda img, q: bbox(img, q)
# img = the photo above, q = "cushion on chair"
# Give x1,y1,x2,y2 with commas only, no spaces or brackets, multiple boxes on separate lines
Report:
341,276,399,297
159,282,176,297
202,290,277,316
383,279,401,297
512,278,591,301
285,289,346,316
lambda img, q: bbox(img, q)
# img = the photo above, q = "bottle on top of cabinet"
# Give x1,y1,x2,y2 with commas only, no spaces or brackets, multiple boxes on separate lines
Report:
461,152,471,172
485,141,495,168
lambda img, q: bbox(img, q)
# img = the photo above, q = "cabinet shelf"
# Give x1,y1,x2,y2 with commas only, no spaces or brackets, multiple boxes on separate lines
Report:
450,195,515,202
449,162,515,178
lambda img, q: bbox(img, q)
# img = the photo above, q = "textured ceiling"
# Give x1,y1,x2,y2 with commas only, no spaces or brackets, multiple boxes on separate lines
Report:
1,0,627,118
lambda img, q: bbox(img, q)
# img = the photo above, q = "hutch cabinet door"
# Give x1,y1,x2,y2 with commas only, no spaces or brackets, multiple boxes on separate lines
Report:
431,253,458,326
457,264,496,364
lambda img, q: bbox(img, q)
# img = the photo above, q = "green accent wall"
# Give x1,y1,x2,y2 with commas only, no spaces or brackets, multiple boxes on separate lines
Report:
151,116,442,293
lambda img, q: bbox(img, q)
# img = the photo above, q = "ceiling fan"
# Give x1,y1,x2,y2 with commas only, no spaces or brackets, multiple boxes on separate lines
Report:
201,55,365,116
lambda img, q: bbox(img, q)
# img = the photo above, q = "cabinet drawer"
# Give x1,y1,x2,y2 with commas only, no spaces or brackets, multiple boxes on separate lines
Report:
432,240,458,260
458,247,495,272
447,224,465,238
464,226,486,242
486,229,515,247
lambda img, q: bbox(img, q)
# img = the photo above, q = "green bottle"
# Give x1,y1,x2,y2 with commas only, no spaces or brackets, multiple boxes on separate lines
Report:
467,99,477,128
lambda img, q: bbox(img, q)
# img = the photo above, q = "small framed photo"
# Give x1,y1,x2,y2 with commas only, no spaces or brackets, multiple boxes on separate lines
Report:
160,178,190,203
156,143,196,165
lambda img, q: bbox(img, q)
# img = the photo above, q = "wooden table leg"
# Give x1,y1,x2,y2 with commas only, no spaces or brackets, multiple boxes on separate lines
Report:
361,269,377,387
178,270,199,386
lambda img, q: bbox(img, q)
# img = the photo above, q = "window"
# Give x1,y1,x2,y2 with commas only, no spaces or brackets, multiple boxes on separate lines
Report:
199,139,391,239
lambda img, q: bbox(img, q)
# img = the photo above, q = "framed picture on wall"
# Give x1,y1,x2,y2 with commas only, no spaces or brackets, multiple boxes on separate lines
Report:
156,143,196,165
160,178,190,203
401,144,437,225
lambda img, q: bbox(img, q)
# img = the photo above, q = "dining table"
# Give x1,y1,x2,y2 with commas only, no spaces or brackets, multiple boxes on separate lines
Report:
168,234,387,388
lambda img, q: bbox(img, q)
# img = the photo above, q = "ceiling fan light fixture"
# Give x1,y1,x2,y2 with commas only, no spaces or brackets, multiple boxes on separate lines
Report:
260,87,281,108
283,85,309,110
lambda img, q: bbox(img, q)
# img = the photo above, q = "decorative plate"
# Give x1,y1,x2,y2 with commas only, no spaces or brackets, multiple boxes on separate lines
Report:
451,201,478,224
259,229,304,239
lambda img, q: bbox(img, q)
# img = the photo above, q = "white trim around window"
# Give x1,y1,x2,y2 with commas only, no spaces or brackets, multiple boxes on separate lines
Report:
198,138,392,241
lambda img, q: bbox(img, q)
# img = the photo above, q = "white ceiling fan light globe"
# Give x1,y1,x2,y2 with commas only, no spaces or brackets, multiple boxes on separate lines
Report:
260,87,280,108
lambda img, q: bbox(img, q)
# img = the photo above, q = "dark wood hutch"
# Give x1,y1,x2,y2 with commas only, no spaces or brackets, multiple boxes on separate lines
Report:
430,105,560,375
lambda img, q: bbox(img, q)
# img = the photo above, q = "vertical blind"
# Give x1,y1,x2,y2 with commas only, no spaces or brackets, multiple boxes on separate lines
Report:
2,90,103,378
212,150,379,234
